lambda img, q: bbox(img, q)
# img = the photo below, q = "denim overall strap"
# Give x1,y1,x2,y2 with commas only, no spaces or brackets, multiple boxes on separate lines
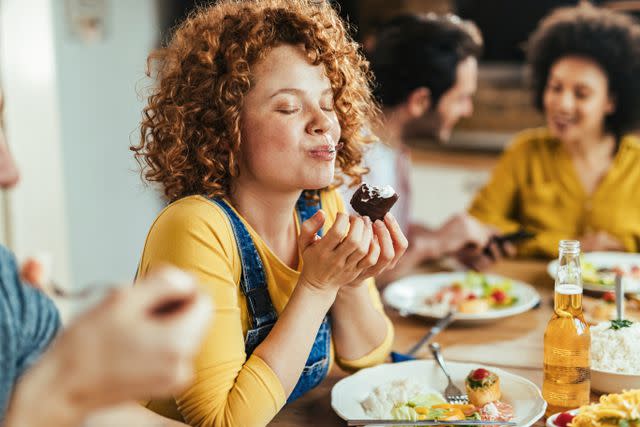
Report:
289,191,331,402
209,194,331,403
208,199,277,352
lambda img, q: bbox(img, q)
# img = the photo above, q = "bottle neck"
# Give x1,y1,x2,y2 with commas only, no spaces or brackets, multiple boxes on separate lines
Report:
554,250,583,316
555,251,582,290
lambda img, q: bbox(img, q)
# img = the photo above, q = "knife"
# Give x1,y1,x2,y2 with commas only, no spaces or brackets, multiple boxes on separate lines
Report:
390,310,456,362
347,419,517,426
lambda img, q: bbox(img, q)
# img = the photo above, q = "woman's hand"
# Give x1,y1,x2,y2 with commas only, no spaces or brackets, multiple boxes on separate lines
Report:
298,211,372,292
346,213,408,286
298,211,407,292
580,231,625,252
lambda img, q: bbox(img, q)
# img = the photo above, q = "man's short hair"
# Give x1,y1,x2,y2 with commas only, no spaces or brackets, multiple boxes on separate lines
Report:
369,13,483,108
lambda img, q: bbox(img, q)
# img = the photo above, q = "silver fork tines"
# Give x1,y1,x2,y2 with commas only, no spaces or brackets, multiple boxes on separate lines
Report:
429,342,469,405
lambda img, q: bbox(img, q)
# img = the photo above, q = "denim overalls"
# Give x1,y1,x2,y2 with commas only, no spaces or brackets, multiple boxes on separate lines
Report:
209,192,331,402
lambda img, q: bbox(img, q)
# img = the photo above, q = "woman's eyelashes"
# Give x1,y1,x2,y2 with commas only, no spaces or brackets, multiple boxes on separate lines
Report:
274,103,335,115
277,106,301,114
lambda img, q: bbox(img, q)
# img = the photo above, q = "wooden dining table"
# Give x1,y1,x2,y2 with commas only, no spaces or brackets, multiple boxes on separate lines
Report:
270,258,558,427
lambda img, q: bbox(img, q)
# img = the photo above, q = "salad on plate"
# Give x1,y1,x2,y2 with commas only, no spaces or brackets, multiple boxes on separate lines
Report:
424,272,519,315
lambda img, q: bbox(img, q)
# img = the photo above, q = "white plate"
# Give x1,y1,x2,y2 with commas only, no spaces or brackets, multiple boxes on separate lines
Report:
591,367,640,394
547,252,640,293
383,272,541,322
331,360,546,427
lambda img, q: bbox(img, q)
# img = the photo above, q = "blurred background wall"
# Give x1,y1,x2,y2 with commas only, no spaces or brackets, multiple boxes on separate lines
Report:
0,0,164,288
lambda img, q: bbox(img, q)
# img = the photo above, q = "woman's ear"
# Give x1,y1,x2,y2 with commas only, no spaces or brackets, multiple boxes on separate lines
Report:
406,87,431,118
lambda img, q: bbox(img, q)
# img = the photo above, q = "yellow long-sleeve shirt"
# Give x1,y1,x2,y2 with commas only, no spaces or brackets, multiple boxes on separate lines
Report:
469,128,640,258
137,189,393,427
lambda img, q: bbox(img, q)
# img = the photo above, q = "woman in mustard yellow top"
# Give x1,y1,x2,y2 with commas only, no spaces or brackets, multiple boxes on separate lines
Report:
130,1,407,426
469,4,640,258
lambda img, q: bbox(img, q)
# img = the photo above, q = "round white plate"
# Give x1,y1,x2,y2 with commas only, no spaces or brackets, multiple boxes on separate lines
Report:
382,272,541,322
331,360,546,427
547,252,640,293
591,367,640,394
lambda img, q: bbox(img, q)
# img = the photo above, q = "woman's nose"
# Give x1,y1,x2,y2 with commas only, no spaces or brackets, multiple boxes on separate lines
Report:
557,90,575,112
306,108,334,135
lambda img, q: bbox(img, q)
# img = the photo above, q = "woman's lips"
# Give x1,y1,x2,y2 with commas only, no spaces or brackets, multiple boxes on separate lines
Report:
550,115,575,131
308,145,336,161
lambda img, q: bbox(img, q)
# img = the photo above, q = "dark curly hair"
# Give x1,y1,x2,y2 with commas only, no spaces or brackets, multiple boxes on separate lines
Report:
131,0,377,201
527,4,640,138
369,13,483,108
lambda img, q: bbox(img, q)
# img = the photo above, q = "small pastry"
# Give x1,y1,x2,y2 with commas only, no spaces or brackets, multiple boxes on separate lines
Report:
465,368,501,407
350,183,399,222
458,298,490,314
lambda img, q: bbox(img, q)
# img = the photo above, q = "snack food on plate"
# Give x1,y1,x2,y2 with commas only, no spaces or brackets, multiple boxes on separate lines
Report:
465,368,501,407
350,183,399,221
583,293,640,324
570,389,640,426
582,260,640,288
424,272,518,316
360,369,513,424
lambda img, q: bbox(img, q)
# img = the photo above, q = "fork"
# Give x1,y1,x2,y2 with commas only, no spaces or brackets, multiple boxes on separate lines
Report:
429,342,469,404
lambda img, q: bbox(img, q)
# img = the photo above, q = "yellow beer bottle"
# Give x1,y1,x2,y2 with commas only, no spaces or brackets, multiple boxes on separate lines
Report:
543,240,590,417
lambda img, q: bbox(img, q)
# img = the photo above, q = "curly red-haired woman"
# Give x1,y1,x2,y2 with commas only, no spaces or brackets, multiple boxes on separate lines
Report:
131,1,406,426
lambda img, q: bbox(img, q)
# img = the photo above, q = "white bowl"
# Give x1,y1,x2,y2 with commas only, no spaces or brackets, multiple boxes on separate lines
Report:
546,409,579,427
591,367,640,394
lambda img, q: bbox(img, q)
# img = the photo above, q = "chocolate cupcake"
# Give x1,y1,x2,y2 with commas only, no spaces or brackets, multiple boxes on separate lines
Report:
350,183,399,221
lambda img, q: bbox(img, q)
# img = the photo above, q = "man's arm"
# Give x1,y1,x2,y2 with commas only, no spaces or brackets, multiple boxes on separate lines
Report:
0,245,60,419
4,267,212,427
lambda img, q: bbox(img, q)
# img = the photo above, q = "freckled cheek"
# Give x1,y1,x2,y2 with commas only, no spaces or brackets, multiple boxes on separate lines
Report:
246,119,299,147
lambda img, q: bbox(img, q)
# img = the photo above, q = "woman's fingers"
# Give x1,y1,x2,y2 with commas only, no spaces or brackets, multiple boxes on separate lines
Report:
366,219,394,275
345,216,373,267
298,210,326,251
383,213,408,269
357,237,381,272
321,212,350,250
336,216,366,260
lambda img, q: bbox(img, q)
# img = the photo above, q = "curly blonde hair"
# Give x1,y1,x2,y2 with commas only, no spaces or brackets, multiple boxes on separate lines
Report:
132,0,378,201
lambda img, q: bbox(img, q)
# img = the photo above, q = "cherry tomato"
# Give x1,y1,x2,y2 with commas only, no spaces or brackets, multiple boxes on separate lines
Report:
554,411,575,427
471,368,490,380
491,289,507,304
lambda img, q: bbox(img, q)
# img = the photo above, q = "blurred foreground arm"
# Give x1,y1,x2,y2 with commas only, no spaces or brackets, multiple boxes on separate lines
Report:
4,267,212,427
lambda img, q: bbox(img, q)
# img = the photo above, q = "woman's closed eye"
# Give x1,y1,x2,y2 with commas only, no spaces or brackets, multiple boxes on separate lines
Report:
276,105,301,114
548,83,562,94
